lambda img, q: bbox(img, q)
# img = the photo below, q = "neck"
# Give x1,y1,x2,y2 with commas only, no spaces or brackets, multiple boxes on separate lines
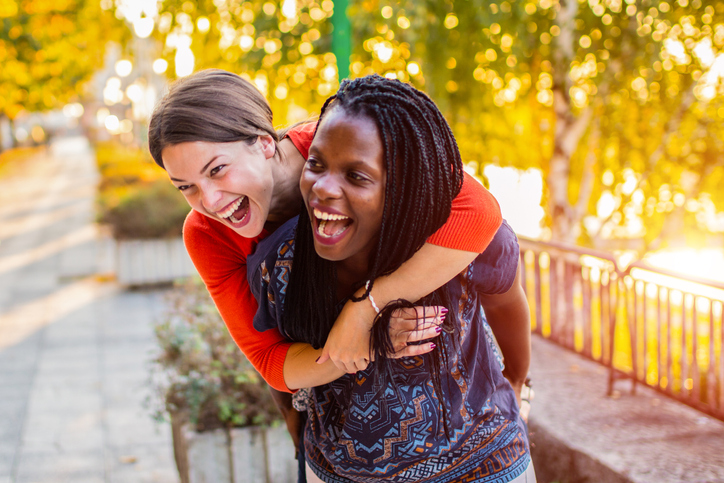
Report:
335,255,371,301
265,138,306,232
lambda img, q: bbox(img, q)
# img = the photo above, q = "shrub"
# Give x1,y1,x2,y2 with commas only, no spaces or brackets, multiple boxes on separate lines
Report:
94,142,189,239
98,180,190,239
95,141,163,187
149,277,281,431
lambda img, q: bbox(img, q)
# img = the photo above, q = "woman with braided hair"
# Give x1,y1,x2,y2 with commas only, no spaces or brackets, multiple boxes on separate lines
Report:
250,75,535,482
148,69,510,479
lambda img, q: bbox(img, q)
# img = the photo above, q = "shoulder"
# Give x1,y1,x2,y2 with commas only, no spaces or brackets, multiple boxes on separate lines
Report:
283,121,317,159
459,172,501,217
248,217,298,332
472,220,520,295
248,216,298,270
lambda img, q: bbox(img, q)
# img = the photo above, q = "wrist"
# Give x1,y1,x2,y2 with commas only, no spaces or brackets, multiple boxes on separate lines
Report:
503,369,529,388
364,280,381,314
347,287,379,327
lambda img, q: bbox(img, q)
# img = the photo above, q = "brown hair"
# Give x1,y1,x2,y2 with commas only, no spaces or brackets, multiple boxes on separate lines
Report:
148,69,279,169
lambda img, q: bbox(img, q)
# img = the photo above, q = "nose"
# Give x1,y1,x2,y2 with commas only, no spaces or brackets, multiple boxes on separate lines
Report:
199,183,223,212
312,172,343,200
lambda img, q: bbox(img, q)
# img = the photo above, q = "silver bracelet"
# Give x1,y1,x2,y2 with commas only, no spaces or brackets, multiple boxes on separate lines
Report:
364,280,380,314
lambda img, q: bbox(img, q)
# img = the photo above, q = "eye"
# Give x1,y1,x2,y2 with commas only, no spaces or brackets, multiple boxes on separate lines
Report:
176,184,192,192
209,165,226,177
348,171,370,182
305,158,324,171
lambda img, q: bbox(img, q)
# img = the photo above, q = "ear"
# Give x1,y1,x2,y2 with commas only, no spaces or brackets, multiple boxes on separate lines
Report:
258,134,276,159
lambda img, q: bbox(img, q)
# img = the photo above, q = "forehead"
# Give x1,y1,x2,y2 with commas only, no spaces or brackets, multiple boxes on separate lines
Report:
313,108,382,157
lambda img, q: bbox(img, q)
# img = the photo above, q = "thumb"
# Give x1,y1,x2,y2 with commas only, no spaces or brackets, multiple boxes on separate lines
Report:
316,348,330,364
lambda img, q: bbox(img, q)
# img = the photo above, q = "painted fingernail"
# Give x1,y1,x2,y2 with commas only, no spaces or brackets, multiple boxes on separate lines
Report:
315,356,320,363
435,327,442,333
440,308,448,315
430,343,436,349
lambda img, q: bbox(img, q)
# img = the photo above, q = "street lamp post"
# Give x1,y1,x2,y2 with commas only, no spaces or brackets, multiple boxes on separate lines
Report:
330,0,350,80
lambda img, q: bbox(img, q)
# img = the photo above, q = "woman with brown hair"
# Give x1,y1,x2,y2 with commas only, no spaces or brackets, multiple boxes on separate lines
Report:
148,69,504,393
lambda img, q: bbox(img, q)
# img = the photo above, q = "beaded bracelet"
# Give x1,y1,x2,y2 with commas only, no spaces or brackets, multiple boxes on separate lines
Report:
364,280,381,314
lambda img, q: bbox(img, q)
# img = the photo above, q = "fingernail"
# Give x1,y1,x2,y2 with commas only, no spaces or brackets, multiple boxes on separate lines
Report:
435,327,442,333
315,356,320,363
430,343,436,349
440,308,448,315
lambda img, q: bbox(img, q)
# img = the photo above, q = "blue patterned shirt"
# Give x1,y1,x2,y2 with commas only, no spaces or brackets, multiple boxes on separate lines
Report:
249,219,530,483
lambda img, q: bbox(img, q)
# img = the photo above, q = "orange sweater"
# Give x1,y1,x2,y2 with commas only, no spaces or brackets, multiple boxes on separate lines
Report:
183,123,502,392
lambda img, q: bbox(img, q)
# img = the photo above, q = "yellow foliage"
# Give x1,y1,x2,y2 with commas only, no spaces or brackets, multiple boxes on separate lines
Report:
95,142,166,188
0,146,43,164
23,0,73,15
0,0,17,17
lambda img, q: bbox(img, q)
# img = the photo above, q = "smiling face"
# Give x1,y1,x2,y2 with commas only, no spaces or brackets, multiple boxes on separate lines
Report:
300,107,386,277
162,136,277,238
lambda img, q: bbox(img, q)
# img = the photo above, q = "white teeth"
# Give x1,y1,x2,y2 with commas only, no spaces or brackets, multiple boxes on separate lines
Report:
313,208,349,221
218,197,245,219
317,220,350,238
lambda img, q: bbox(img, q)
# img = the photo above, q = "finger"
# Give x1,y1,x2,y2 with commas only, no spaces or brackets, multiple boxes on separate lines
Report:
390,342,436,359
404,325,443,343
316,350,330,364
390,305,447,320
354,358,369,372
389,306,421,320
342,359,364,374
390,325,441,352
389,315,443,333
388,316,419,332
333,359,352,373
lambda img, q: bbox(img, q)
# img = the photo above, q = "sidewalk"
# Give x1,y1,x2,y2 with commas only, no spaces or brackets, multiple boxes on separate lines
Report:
529,335,724,483
0,138,178,483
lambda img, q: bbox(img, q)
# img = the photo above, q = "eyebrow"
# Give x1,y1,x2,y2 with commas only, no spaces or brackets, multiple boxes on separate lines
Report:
309,148,373,168
169,156,221,182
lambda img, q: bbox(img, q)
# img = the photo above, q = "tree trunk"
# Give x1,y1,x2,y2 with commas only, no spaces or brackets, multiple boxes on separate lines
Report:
547,92,592,243
547,0,593,243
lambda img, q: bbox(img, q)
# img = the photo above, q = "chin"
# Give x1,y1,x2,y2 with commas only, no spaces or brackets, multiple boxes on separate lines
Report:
233,224,263,238
312,241,346,262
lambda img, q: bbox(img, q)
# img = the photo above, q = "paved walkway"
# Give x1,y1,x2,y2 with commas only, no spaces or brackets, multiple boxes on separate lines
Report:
529,335,724,482
0,138,178,483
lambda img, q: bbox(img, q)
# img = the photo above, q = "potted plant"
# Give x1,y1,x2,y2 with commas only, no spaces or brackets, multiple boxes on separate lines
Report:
148,277,297,483
94,141,195,285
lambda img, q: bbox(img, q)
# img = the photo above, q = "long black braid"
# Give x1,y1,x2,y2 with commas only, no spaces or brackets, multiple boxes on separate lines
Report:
282,74,465,437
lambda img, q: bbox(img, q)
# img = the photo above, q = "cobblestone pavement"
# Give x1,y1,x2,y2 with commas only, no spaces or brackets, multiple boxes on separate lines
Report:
0,138,178,483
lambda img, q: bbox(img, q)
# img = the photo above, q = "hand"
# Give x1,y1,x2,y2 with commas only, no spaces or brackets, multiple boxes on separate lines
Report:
507,377,533,423
316,297,378,374
387,306,446,358
318,301,446,374
519,382,534,423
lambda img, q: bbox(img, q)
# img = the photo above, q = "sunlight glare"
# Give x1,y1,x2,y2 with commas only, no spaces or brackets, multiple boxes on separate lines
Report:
644,248,724,285
175,47,195,77
483,166,544,239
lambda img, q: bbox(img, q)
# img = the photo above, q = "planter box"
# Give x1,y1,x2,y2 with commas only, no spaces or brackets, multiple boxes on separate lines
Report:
116,237,196,286
171,416,297,483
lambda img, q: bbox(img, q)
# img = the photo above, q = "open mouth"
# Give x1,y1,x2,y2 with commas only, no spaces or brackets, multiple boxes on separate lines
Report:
218,196,250,225
313,208,352,239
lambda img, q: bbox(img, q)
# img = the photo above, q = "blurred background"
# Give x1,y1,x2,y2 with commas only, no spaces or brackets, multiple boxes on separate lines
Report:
3,0,724,270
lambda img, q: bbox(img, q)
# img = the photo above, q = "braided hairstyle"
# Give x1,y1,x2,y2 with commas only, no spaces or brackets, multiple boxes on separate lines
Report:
282,74,465,436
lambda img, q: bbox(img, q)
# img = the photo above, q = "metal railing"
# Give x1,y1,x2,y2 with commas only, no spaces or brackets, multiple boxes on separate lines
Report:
518,237,724,420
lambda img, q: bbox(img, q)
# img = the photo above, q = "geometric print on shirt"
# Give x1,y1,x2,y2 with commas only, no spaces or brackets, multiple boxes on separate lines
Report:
249,218,530,483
